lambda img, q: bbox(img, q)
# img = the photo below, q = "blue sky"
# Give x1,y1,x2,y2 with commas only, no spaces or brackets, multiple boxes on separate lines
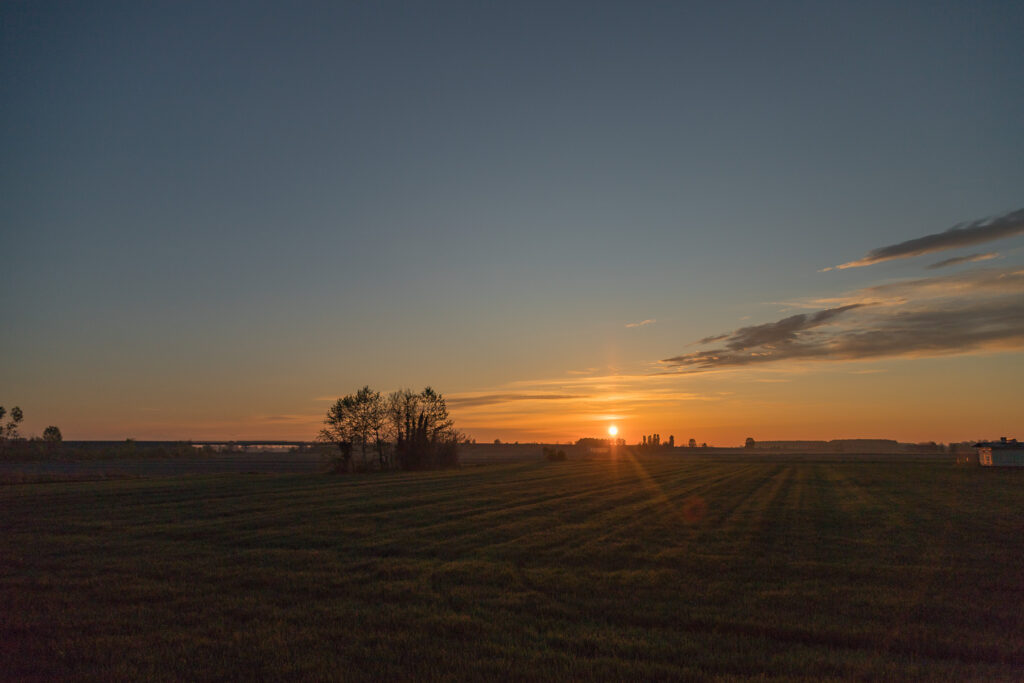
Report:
2,1,1023,442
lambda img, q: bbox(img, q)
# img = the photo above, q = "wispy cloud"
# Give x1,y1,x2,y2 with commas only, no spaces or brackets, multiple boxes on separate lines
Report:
625,318,657,328
447,393,582,409
256,414,322,424
926,252,999,270
833,208,1024,269
503,372,682,390
663,266,1024,371
787,267,1024,309
446,373,719,439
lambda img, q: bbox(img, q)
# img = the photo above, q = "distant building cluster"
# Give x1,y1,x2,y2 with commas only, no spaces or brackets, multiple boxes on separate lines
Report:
641,434,674,448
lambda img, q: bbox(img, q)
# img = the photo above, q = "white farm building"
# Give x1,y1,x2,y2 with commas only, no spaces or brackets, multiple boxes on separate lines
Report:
974,438,1024,467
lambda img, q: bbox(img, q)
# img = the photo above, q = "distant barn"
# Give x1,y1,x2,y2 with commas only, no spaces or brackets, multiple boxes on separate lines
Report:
973,438,1024,467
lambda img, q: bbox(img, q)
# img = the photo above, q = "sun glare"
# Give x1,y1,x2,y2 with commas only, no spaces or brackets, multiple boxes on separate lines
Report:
608,425,618,436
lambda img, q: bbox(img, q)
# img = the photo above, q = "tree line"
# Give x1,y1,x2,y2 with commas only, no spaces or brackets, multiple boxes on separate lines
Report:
318,387,460,472
0,405,62,456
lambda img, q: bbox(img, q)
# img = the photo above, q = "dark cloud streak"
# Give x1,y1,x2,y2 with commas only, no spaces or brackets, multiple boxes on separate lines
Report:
663,301,1024,370
663,270,1024,371
718,304,867,351
926,252,999,270
836,208,1024,269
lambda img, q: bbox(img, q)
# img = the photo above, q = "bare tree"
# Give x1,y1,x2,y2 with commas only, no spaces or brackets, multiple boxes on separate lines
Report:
350,386,376,469
0,406,23,456
366,389,390,470
1,406,24,440
319,396,357,472
388,387,459,470
352,386,389,470
0,406,24,454
321,387,459,473
388,388,419,469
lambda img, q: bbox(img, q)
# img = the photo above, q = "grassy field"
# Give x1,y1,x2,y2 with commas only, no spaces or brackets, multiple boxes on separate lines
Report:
2,453,1023,680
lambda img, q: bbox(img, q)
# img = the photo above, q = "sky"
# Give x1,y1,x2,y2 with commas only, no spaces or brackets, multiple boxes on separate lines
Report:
2,1,1023,445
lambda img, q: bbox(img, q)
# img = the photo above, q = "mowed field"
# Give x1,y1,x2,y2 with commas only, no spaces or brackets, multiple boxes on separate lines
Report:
2,454,1023,680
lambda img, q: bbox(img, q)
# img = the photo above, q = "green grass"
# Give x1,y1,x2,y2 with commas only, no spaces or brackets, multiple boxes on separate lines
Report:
2,454,1023,680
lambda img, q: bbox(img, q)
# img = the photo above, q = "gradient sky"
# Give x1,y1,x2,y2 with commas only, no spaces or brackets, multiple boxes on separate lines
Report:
3,1,1023,444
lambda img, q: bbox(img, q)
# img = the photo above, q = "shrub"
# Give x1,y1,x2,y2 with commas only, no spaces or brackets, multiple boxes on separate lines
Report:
543,447,566,462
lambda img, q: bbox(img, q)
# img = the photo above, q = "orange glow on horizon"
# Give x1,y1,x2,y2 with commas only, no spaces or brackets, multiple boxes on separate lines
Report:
39,354,1024,445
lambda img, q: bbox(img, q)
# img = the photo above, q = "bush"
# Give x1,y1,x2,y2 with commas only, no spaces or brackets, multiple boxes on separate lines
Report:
543,447,566,462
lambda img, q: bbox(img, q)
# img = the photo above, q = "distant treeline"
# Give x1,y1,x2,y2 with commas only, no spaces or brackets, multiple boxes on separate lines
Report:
746,439,956,453
572,436,962,453
0,406,65,460
0,439,205,462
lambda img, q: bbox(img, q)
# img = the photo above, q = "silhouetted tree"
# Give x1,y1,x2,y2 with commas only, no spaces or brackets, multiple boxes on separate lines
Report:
41,425,62,455
0,406,24,454
351,386,383,469
366,388,390,470
321,386,459,472
745,437,755,449
389,387,459,470
688,438,697,448
319,387,390,471
319,396,358,472
1,406,24,440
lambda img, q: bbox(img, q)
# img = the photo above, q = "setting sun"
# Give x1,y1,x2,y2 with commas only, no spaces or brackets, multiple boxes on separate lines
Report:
608,425,619,437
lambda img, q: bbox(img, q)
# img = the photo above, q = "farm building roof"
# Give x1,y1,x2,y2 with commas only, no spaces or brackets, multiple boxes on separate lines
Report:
972,438,1021,449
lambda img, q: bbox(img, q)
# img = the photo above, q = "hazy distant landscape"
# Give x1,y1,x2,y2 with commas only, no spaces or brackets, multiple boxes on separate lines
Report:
3,452,1022,679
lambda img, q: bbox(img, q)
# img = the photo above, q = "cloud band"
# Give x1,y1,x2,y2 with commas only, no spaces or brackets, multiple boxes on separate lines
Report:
835,208,1024,269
